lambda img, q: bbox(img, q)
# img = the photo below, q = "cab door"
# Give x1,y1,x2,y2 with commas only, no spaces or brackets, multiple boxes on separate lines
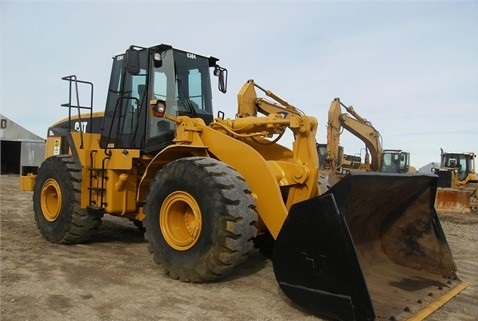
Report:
100,49,148,150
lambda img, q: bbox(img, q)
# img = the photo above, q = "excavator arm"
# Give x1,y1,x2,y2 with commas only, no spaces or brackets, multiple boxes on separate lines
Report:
327,98,383,171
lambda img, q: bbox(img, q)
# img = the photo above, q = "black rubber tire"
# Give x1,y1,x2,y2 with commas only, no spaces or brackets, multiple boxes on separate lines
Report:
33,155,102,244
144,157,258,282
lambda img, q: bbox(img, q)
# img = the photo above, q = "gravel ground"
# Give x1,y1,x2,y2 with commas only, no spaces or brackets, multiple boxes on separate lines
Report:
1,174,477,321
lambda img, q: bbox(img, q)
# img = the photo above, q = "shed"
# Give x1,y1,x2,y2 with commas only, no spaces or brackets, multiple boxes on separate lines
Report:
0,114,46,175
418,162,440,174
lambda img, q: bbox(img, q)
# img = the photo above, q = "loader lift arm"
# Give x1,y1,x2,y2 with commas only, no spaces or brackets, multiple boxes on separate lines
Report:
206,79,320,237
236,79,305,119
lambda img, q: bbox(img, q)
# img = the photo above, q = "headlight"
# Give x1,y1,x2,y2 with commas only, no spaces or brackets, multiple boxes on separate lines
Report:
151,99,166,117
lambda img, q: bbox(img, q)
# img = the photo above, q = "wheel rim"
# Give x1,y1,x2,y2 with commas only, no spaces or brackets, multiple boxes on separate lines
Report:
160,191,202,251
40,178,62,222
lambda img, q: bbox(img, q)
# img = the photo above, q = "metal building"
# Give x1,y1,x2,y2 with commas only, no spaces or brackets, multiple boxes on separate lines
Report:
0,114,45,175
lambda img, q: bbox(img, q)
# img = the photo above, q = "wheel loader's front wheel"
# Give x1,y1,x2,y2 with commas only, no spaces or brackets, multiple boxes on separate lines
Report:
33,155,102,244
160,191,202,251
144,157,258,282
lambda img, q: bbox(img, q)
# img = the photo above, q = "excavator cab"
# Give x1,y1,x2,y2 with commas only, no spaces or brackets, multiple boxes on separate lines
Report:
380,149,410,173
100,45,227,153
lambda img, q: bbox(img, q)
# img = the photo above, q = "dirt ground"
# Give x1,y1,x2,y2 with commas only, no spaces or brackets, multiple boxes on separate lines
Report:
1,174,477,321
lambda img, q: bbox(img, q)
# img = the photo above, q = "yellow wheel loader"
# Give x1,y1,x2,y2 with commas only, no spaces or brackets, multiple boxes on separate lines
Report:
433,149,478,213
21,44,466,321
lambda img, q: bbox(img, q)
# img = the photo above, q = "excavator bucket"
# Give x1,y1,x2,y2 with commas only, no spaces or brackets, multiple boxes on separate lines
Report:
273,172,466,321
435,188,471,214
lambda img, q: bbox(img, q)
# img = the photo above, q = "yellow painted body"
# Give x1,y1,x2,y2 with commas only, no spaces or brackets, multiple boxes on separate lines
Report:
26,130,142,219
69,132,140,217
28,80,319,238
19,173,36,190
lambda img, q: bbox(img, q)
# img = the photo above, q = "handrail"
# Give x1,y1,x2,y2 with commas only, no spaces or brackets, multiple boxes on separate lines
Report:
61,75,94,148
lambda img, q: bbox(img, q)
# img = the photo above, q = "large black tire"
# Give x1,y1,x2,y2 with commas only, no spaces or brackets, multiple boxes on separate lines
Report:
144,157,258,282
33,155,102,244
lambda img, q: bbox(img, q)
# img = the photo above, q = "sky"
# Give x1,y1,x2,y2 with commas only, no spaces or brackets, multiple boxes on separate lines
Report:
1,0,477,169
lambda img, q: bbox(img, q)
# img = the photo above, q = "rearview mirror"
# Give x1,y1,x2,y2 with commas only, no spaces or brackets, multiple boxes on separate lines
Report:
214,65,228,93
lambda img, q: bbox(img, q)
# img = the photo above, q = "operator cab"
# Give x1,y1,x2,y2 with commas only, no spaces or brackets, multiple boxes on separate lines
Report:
380,150,410,173
100,44,227,153
441,152,475,182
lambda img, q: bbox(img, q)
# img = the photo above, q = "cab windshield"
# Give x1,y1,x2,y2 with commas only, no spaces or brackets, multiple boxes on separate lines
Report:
149,49,213,136
443,154,472,181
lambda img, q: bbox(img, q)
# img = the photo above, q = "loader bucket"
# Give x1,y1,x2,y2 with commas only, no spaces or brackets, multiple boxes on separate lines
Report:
273,172,466,321
435,188,471,214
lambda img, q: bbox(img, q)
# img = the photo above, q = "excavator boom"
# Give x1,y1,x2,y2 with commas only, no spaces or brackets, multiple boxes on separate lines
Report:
326,98,383,172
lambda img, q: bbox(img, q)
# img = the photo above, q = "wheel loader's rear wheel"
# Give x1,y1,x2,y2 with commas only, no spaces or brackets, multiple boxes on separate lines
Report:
40,178,63,222
144,157,258,282
33,155,103,244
